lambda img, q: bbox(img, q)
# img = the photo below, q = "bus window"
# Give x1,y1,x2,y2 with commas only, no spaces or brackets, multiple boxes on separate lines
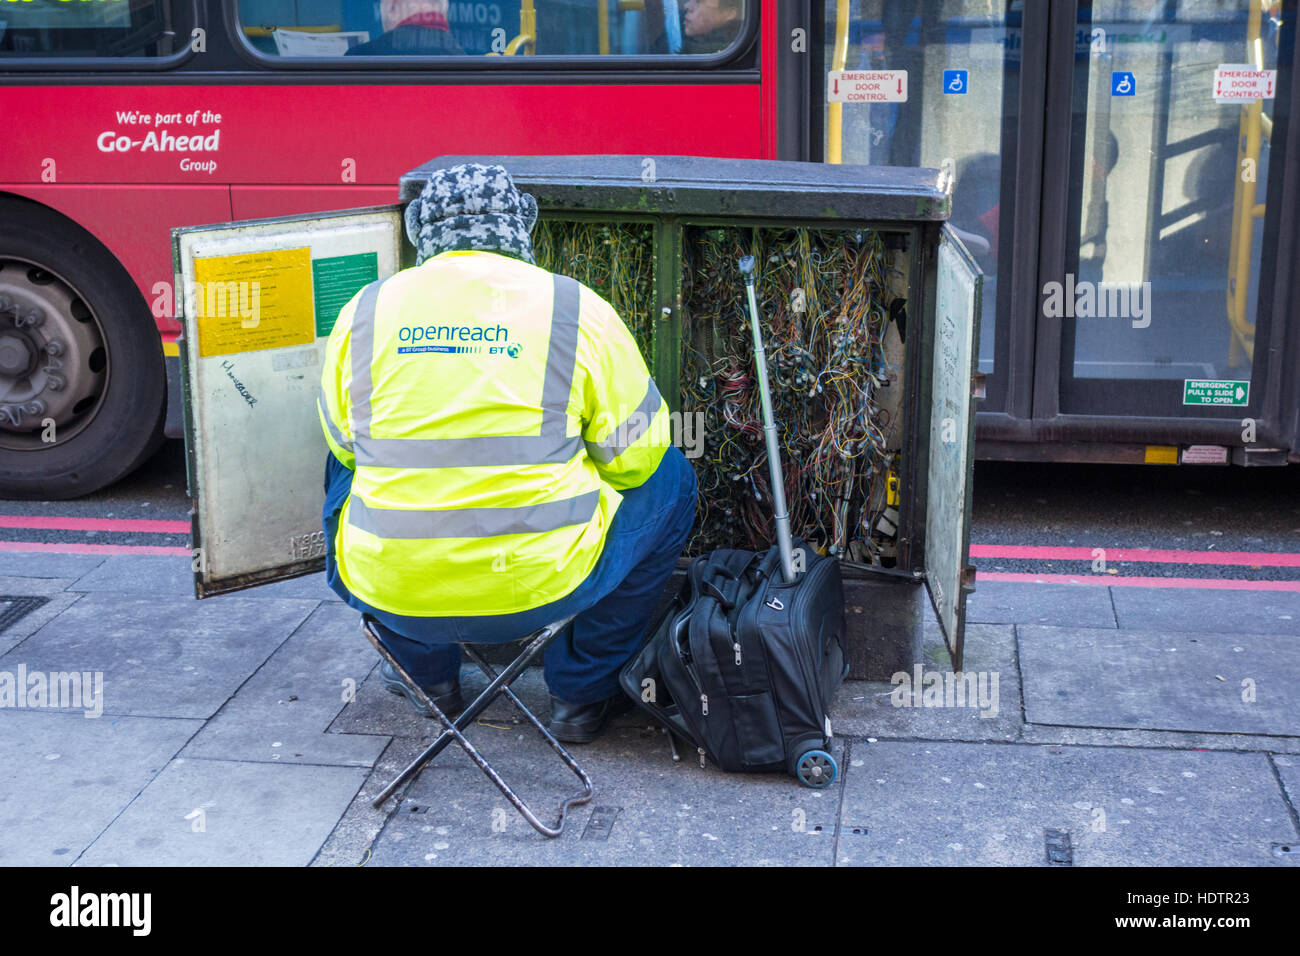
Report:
235,0,751,59
1062,0,1279,399
0,0,182,58
822,1,1017,390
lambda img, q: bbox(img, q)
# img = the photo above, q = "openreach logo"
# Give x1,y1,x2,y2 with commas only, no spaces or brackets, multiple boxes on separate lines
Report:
890,665,999,718
50,886,151,937
0,665,103,718
396,322,515,355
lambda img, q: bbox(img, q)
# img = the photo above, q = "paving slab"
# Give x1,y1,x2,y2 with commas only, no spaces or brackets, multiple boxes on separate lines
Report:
76,757,368,866
0,592,317,719
0,574,77,596
328,652,515,740
314,736,426,867
183,602,388,767
1272,755,1300,827
1111,586,1300,635
236,571,342,603
71,556,341,603
1020,723,1300,755
0,710,200,866
0,577,82,657
831,623,1022,742
0,552,105,580
343,662,837,866
366,726,844,866
319,665,674,866
966,581,1117,628
1019,626,1300,736
70,555,193,595
838,740,1298,866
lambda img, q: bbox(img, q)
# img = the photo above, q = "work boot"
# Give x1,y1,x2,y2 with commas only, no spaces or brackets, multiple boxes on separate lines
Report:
378,660,464,718
548,691,634,744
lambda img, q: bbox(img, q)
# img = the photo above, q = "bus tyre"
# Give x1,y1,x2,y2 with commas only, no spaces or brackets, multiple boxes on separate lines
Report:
0,198,166,499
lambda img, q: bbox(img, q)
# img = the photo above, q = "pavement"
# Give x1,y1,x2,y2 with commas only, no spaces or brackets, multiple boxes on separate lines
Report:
2,546,1298,867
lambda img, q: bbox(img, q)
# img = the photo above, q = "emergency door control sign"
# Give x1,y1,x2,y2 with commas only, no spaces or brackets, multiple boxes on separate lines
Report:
1213,64,1277,102
828,70,908,103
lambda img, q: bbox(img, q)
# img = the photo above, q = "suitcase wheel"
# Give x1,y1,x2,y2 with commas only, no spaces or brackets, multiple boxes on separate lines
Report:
795,749,838,789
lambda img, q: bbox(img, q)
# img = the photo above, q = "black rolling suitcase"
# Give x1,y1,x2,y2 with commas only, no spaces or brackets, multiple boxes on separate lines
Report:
620,256,847,788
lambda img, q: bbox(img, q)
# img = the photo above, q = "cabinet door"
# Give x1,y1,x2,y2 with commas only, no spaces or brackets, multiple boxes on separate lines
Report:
925,225,983,667
173,205,405,597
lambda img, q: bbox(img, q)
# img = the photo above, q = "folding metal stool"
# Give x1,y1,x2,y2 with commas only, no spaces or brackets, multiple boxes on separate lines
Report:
360,613,594,838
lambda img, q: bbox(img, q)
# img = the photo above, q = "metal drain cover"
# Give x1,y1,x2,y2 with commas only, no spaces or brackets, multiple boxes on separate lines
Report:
0,596,48,634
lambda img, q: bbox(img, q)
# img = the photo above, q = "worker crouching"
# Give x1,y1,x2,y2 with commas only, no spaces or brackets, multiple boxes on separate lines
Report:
318,163,698,743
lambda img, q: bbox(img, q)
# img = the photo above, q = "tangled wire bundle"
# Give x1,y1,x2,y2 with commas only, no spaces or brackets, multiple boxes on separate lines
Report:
532,219,656,357
681,226,894,555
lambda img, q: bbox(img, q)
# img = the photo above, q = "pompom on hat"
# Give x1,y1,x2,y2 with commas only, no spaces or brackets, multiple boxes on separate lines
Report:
404,163,539,265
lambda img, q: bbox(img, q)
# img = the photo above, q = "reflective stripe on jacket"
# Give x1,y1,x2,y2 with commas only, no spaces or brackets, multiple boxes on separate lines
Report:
318,249,671,617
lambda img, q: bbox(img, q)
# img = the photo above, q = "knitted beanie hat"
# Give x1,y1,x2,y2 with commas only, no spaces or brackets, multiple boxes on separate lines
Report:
404,163,539,265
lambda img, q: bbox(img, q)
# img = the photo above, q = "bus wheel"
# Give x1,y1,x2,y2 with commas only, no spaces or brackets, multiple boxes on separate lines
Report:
0,199,165,500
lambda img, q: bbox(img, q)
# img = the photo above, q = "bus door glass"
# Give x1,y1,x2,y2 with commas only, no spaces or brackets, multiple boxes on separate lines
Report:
1055,0,1285,421
821,1,1025,414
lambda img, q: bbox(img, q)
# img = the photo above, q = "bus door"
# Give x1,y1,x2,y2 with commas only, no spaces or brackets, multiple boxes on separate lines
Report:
815,0,1297,462
1036,0,1293,463
817,0,1043,437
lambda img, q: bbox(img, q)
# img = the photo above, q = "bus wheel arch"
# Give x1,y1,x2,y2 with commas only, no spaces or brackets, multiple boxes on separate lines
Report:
0,195,166,499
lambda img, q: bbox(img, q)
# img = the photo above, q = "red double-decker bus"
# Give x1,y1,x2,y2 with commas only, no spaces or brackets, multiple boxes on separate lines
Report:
2,1,1297,497
1,0,788,497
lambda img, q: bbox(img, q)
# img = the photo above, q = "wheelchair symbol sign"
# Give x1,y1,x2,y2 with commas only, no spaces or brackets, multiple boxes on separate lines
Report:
943,69,967,94
1112,71,1136,96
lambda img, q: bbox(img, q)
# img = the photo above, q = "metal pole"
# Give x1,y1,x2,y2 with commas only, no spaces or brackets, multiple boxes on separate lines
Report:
739,256,796,584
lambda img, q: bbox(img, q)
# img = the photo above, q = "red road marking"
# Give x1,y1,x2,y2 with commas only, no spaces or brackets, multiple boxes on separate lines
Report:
0,515,188,534
979,571,1300,592
970,544,1300,568
0,542,190,556
2,517,1296,588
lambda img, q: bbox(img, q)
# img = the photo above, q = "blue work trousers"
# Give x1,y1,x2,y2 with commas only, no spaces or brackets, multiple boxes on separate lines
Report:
323,447,697,706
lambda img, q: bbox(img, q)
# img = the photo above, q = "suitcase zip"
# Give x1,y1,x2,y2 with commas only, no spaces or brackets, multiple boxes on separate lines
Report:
684,657,708,717
677,628,712,763
674,628,711,718
670,618,716,767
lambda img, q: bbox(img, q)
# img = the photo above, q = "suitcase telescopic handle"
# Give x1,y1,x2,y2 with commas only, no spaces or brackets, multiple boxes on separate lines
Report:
738,255,797,585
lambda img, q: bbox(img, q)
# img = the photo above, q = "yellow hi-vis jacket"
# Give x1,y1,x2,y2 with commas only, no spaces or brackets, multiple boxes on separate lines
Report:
318,249,671,618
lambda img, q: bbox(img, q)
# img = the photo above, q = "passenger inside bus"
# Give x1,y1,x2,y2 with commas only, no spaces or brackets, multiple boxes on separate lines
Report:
345,0,464,55
643,0,745,55
681,0,743,53
237,0,748,58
